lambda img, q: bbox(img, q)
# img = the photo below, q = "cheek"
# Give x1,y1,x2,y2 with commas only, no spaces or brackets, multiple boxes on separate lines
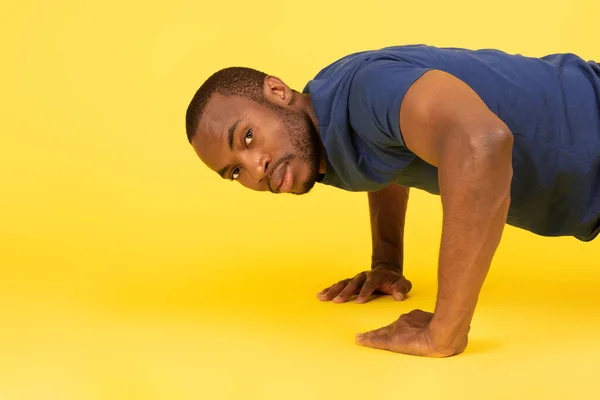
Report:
265,118,291,148
238,176,267,192
272,129,294,154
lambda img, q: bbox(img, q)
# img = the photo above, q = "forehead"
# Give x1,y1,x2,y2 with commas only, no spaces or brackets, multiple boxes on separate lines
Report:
191,94,261,170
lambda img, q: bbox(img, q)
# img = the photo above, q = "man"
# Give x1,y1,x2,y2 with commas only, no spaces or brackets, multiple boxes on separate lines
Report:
185,44,600,357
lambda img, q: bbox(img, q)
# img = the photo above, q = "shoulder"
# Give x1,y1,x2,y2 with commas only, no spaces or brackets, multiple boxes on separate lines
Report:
347,58,434,148
349,58,434,112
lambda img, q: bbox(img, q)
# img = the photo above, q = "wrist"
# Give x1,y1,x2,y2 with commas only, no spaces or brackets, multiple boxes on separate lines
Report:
426,318,470,356
371,240,403,273
371,260,402,273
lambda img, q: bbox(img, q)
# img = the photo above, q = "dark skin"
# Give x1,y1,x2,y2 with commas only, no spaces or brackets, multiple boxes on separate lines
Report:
191,70,514,357
317,184,412,304
192,81,326,194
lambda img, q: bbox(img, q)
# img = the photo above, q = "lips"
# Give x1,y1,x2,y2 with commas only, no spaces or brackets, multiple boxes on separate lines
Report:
270,162,293,193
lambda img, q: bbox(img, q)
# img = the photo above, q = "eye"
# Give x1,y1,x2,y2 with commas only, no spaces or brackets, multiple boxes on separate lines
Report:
244,130,253,147
231,167,240,180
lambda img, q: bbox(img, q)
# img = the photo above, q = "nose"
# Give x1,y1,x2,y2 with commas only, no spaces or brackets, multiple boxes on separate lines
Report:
248,153,271,182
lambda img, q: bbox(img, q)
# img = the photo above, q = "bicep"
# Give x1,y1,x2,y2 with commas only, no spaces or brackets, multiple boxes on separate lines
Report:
398,70,512,167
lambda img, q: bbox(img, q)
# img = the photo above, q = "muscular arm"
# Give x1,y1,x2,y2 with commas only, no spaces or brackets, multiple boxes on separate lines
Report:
368,184,409,273
400,70,513,353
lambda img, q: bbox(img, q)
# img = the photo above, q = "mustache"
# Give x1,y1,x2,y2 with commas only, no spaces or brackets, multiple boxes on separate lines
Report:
267,153,295,193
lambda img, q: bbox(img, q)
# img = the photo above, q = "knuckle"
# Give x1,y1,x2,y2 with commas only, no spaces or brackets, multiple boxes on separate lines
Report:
363,278,376,288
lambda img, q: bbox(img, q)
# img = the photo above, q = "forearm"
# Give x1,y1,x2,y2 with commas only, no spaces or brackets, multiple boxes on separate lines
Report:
368,184,409,272
429,132,513,351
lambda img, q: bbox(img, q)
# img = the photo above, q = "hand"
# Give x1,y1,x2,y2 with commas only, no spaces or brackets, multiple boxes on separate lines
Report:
317,264,412,304
355,309,468,357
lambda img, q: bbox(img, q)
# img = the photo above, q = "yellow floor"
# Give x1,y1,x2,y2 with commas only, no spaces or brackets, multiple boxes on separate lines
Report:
1,216,599,399
2,0,600,398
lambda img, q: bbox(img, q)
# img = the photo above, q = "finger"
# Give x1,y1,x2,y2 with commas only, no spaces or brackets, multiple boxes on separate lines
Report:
318,279,351,301
356,279,379,304
317,284,334,297
391,290,405,301
390,279,412,301
355,325,392,350
333,274,366,303
391,281,409,301
401,278,413,295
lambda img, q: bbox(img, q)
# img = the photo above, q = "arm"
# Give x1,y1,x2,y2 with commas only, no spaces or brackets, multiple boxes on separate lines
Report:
316,184,413,304
355,69,513,356
401,70,513,353
368,184,410,273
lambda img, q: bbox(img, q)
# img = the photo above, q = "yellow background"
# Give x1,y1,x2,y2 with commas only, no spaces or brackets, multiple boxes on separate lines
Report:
1,0,599,398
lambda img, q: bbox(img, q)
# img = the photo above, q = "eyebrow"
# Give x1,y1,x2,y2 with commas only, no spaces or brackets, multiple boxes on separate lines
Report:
217,119,241,179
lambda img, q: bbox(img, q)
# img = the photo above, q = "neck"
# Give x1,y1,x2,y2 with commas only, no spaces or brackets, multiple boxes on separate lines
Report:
299,93,327,175
299,93,319,132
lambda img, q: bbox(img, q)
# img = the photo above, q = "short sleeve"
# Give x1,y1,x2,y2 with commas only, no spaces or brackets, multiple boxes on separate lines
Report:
348,59,432,151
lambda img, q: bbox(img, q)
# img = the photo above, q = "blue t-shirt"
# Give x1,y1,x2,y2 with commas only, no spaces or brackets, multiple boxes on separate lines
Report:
303,45,600,241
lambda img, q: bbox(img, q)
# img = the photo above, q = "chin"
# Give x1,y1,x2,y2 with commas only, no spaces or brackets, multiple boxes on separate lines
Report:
290,161,318,195
293,174,318,195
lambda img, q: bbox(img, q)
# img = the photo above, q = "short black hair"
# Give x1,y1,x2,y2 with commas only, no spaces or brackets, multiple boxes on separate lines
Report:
185,67,268,143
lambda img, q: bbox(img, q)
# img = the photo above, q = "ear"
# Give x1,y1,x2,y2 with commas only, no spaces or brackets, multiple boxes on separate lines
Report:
263,75,294,107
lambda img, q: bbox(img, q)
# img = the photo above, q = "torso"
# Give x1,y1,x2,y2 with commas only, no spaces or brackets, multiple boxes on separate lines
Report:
305,45,600,240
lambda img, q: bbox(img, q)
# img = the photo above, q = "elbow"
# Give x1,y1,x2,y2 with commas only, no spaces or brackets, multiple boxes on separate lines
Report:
460,128,514,188
470,128,514,175
440,126,514,184
438,127,514,212
475,129,514,199
441,125,514,167
476,128,514,159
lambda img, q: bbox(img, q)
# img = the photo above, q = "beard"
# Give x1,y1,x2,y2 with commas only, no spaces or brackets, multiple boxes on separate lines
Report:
271,105,322,194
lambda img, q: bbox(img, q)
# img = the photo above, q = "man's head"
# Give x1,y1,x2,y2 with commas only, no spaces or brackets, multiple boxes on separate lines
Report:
186,67,323,195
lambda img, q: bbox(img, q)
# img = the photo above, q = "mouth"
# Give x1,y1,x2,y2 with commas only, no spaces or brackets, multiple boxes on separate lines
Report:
270,161,294,193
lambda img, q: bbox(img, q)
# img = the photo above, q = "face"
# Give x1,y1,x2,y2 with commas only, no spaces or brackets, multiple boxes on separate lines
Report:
191,81,322,195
